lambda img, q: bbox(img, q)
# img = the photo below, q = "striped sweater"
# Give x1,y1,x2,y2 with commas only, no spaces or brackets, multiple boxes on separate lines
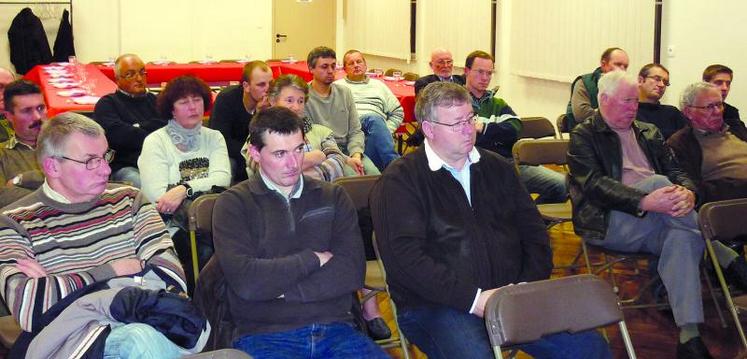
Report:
0,184,186,331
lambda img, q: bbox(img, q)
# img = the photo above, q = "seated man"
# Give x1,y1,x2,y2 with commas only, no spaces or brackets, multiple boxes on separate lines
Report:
566,47,629,129
636,63,688,139
336,49,401,170
414,48,465,95
466,50,566,203
305,46,379,175
568,70,747,358
371,82,610,359
94,54,167,188
0,67,16,143
0,113,198,357
212,107,387,358
0,80,46,208
668,81,747,204
210,60,272,182
703,64,740,122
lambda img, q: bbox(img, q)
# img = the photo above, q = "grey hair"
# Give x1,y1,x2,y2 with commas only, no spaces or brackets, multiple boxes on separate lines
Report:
37,112,105,164
680,82,718,111
415,81,470,123
597,70,638,100
113,54,141,78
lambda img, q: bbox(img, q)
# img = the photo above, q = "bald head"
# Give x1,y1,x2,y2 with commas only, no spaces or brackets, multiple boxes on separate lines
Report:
114,54,147,95
0,67,16,111
600,48,629,73
430,48,455,79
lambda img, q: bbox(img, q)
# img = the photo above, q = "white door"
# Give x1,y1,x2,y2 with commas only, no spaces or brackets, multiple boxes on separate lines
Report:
273,0,336,60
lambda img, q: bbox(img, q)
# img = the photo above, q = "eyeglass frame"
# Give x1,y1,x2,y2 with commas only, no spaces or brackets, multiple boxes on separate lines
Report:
56,149,116,170
645,75,671,87
427,115,478,133
687,102,724,111
120,69,147,80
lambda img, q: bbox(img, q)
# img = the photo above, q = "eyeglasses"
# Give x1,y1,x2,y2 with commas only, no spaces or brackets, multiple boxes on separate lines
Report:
429,116,477,132
434,59,453,66
646,75,670,87
688,102,724,111
121,69,147,80
57,149,115,170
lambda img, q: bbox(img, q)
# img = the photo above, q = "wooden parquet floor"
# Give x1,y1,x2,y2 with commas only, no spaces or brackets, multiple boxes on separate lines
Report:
378,221,746,359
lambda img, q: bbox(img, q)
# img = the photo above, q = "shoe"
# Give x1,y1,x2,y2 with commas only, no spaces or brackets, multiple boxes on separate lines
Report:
365,317,391,340
725,256,747,291
676,337,713,359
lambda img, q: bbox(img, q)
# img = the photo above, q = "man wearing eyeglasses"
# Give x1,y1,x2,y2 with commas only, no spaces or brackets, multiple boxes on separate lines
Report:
465,50,567,204
0,112,197,357
371,82,610,359
635,63,688,139
414,48,466,96
668,82,747,206
94,53,166,188
569,71,747,358
565,47,629,130
0,80,46,209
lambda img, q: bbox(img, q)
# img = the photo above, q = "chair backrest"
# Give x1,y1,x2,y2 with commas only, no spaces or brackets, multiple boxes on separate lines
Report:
699,198,747,241
187,193,221,232
333,175,381,210
512,139,569,168
183,348,251,358
484,274,623,347
385,68,402,77
403,72,419,81
519,117,556,139
556,114,570,139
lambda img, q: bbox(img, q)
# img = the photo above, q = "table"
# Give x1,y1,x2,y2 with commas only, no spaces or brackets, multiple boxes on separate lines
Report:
98,62,282,86
25,64,118,117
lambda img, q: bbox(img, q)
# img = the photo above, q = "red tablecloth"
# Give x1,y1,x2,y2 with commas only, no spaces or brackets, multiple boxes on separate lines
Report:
98,62,259,85
25,64,118,117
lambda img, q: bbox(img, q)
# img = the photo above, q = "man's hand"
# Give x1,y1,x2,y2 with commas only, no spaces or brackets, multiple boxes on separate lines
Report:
110,258,144,276
314,251,334,267
156,185,187,214
472,288,500,318
303,150,326,168
640,185,694,217
346,154,365,175
15,258,47,278
668,185,695,217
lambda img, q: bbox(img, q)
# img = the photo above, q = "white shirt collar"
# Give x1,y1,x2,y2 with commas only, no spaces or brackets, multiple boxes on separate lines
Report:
259,170,304,200
42,180,72,204
423,139,480,172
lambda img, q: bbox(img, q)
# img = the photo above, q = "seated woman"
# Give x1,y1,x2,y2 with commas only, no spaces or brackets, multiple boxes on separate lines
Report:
138,76,231,278
242,74,348,182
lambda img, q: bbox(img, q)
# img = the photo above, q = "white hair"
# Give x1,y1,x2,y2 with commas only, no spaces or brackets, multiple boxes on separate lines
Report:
597,70,638,100
680,82,718,111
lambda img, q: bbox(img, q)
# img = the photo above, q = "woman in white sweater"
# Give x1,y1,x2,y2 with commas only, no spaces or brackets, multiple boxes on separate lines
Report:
138,76,231,217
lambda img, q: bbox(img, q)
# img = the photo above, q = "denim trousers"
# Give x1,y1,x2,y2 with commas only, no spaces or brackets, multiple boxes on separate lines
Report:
517,164,568,204
233,322,389,359
360,114,400,171
104,323,184,359
398,305,612,359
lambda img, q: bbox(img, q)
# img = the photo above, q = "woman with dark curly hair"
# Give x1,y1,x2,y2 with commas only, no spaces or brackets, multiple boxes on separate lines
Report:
138,75,230,218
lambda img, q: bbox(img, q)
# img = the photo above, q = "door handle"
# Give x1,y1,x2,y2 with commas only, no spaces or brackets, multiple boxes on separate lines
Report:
276,33,287,43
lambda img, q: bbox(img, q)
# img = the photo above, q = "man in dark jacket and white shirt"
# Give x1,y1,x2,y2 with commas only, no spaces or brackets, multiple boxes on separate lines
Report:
371,82,610,359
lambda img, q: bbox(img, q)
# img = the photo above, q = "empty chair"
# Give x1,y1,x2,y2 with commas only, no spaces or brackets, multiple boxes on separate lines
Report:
403,72,419,81
699,198,747,351
384,68,402,77
556,114,571,139
518,117,557,139
484,274,636,359
186,194,221,284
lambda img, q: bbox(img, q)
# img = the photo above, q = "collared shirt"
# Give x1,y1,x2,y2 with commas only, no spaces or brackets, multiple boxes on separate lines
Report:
42,180,72,204
470,89,494,111
423,139,483,314
3,135,34,151
438,75,457,82
259,170,304,202
116,88,150,99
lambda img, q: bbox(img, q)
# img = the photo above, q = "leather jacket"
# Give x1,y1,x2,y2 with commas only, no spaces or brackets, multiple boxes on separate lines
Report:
567,113,696,240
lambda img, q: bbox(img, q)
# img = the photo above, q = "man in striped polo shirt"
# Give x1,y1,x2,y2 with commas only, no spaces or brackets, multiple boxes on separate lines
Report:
0,112,189,356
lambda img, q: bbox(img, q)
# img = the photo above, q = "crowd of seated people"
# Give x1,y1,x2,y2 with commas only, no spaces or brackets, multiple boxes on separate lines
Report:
0,42,744,359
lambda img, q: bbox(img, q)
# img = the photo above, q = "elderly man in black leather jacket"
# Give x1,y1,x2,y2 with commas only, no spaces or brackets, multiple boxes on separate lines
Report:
568,70,747,359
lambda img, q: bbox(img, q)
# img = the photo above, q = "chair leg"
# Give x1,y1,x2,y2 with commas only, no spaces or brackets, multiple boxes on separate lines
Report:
618,321,637,359
492,344,504,359
705,238,747,350
701,262,727,328
189,230,200,284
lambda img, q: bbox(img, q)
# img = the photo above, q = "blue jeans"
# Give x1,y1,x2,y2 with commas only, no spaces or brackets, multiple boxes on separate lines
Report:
111,166,142,188
104,323,184,359
233,322,388,359
398,306,611,359
518,164,567,204
360,114,400,171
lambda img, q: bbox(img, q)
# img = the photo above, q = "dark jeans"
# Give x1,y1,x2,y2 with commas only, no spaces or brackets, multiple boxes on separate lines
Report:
361,114,400,171
398,305,612,359
233,322,388,359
